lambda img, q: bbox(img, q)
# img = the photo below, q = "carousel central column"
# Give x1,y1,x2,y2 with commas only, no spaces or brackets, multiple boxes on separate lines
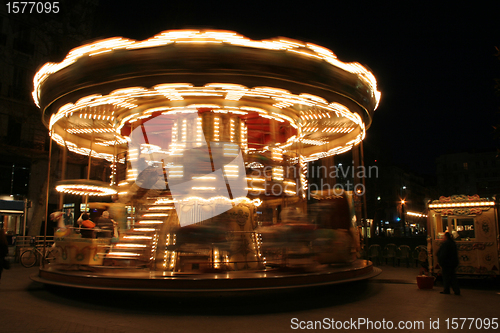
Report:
58,137,68,210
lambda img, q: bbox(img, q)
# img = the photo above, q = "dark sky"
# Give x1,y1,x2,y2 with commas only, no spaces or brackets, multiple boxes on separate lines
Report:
93,1,500,175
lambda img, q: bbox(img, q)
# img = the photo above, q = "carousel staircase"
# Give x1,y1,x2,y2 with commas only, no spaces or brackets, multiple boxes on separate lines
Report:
105,196,175,267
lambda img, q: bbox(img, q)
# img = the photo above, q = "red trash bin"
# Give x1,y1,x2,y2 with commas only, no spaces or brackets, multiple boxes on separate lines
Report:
416,275,435,289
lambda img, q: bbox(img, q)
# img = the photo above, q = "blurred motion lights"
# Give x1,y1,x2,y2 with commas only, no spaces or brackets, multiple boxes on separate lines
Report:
33,30,381,109
55,180,117,196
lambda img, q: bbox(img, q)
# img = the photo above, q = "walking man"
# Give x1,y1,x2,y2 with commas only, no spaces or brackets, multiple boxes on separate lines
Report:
437,232,460,295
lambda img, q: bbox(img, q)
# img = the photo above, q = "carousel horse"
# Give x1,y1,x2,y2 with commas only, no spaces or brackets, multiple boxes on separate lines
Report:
51,211,71,238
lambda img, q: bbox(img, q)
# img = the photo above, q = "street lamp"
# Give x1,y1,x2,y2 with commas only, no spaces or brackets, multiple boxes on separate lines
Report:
401,199,406,237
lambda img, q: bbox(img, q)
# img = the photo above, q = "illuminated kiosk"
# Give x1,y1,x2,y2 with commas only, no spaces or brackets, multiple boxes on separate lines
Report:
32,30,381,291
427,195,500,278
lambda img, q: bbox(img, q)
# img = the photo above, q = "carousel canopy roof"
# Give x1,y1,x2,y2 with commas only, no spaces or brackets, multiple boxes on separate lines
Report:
33,30,381,163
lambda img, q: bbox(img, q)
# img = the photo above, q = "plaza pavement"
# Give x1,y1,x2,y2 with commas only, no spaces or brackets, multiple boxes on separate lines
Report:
1,262,499,333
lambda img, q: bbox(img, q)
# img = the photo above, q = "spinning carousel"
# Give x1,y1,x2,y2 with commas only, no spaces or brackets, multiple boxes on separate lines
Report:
32,30,381,291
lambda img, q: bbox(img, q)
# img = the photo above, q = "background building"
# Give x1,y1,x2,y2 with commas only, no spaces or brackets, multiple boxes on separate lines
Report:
436,151,500,198
371,164,434,237
0,1,99,235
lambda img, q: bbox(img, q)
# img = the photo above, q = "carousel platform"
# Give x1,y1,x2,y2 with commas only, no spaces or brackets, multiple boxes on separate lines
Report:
31,259,380,294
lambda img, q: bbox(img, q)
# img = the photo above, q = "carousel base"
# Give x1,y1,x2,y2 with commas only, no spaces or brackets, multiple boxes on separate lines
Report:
31,260,380,294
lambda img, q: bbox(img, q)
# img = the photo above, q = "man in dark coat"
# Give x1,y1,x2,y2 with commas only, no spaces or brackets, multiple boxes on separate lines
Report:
437,232,460,295
96,211,116,238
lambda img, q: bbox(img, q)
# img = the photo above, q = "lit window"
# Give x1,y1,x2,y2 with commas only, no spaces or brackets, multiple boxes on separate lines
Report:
454,218,474,240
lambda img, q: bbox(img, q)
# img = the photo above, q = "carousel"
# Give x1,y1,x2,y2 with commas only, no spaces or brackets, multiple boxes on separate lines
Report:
31,30,381,292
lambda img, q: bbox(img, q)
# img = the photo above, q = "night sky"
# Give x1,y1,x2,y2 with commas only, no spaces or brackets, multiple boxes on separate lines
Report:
92,1,500,175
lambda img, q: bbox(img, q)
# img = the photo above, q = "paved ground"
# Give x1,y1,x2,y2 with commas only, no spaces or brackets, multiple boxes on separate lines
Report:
1,262,499,333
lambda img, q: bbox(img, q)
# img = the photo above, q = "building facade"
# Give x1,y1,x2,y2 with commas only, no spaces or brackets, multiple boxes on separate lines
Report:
0,1,99,235
436,151,500,198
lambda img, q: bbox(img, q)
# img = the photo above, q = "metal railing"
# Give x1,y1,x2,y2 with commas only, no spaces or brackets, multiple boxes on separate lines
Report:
13,236,54,261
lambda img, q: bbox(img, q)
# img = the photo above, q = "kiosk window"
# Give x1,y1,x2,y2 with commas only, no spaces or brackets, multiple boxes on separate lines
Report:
454,218,475,240
434,215,447,239
441,216,448,234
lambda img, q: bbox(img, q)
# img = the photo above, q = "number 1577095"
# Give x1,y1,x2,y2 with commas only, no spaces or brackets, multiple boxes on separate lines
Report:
6,2,59,14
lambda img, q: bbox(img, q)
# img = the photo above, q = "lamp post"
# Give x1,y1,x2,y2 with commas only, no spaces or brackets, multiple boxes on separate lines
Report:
400,185,407,237
401,199,406,237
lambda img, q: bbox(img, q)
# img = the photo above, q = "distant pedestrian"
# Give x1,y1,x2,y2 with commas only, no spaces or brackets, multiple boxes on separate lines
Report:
63,209,74,227
0,228,10,282
437,232,460,295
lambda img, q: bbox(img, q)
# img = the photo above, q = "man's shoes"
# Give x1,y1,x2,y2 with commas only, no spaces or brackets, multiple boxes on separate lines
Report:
440,291,450,294
455,293,460,296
